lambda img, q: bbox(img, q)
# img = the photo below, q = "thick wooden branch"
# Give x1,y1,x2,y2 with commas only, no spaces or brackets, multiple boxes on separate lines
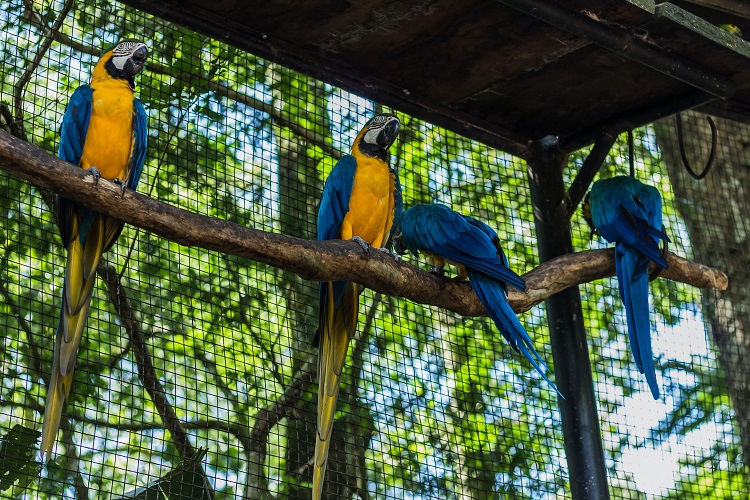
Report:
0,130,728,319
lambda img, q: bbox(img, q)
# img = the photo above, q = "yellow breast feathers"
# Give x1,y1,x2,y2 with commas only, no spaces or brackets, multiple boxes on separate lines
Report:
341,156,395,248
80,55,137,181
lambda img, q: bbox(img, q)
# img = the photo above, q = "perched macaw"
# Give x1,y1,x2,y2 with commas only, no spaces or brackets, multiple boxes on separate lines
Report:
587,176,669,399
719,23,743,37
314,114,400,498
394,203,558,393
40,40,149,459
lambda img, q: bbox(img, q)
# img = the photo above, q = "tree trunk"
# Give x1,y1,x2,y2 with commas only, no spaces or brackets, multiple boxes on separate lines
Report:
654,111,750,475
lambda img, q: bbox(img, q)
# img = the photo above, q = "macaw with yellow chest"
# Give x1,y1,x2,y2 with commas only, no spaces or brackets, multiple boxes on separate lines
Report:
393,203,558,393
40,40,149,459
313,114,400,498
586,176,669,399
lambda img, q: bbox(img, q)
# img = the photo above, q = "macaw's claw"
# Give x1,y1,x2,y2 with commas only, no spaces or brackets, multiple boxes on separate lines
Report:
649,239,669,282
113,178,127,196
428,264,445,276
86,166,102,184
350,236,371,254
377,246,401,260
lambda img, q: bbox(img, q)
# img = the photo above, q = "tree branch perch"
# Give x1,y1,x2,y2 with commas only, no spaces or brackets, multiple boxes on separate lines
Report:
0,130,728,321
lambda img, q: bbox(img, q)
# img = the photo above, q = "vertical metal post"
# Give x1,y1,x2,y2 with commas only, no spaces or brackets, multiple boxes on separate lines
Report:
527,140,610,499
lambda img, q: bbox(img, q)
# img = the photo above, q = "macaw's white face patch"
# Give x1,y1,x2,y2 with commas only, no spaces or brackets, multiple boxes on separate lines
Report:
363,128,381,145
111,41,148,70
363,115,398,145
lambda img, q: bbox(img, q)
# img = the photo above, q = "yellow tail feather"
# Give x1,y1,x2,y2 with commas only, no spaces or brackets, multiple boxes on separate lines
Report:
81,216,105,281
41,215,107,460
64,229,85,316
40,358,70,460
40,327,78,460
313,283,358,499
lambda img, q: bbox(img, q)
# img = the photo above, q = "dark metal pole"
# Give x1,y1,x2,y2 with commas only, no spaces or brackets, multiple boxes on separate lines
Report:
562,132,616,218
527,140,610,499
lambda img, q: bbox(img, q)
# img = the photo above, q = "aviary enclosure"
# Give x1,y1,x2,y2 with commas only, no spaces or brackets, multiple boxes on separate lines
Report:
0,0,748,498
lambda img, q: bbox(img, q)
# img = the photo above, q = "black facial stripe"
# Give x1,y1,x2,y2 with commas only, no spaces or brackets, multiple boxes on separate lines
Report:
369,116,389,130
113,41,144,56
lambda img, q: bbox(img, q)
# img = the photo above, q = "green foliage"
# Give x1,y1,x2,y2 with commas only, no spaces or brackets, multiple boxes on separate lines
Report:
0,424,42,493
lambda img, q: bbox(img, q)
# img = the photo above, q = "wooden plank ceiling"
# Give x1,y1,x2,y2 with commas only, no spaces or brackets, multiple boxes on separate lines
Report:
122,0,750,158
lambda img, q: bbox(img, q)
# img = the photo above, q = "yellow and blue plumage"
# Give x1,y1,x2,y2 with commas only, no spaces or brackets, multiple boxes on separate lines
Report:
41,39,148,459
313,114,400,498
588,176,669,399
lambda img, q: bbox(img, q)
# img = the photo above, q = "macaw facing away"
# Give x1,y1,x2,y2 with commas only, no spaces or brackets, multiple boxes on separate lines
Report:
587,176,669,399
314,114,400,498
41,40,149,459
394,203,559,394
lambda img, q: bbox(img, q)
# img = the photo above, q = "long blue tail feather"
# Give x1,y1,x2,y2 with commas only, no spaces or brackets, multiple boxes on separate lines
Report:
616,244,660,399
468,270,560,396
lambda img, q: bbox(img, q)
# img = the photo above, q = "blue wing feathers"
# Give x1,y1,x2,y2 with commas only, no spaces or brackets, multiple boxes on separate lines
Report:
128,98,148,190
57,85,93,167
317,155,356,241
401,204,525,289
56,86,93,244
399,203,557,394
384,171,403,250
316,155,357,324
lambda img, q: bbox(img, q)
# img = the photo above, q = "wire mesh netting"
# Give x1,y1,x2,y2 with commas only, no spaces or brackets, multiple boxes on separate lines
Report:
0,0,748,498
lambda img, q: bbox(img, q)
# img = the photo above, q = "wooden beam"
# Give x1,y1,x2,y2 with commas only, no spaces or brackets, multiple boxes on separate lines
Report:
0,131,728,322
679,0,750,20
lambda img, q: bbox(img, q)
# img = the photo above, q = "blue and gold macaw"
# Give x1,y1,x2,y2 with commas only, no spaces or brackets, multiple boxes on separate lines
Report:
41,40,149,459
587,176,669,399
314,114,400,498
394,203,558,393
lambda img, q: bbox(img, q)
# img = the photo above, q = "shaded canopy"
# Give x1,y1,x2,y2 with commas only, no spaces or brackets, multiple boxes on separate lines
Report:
121,0,750,158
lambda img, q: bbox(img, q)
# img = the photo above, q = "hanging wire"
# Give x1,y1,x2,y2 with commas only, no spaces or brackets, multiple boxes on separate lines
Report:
675,112,718,180
627,129,635,177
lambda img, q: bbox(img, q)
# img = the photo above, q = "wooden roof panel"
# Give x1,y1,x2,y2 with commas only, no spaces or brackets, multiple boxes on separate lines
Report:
122,0,750,157
461,47,686,138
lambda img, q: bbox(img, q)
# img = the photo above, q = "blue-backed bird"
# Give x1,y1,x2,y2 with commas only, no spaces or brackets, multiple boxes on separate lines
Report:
585,176,669,399
393,203,558,393
41,40,149,459
314,114,400,498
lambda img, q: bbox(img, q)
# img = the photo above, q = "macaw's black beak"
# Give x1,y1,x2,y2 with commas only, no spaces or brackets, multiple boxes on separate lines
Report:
125,46,148,76
377,118,400,149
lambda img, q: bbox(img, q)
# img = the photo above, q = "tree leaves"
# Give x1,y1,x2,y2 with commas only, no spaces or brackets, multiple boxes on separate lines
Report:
0,424,42,493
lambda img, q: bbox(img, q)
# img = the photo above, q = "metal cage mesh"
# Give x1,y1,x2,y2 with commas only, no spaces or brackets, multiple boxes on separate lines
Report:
0,0,747,498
